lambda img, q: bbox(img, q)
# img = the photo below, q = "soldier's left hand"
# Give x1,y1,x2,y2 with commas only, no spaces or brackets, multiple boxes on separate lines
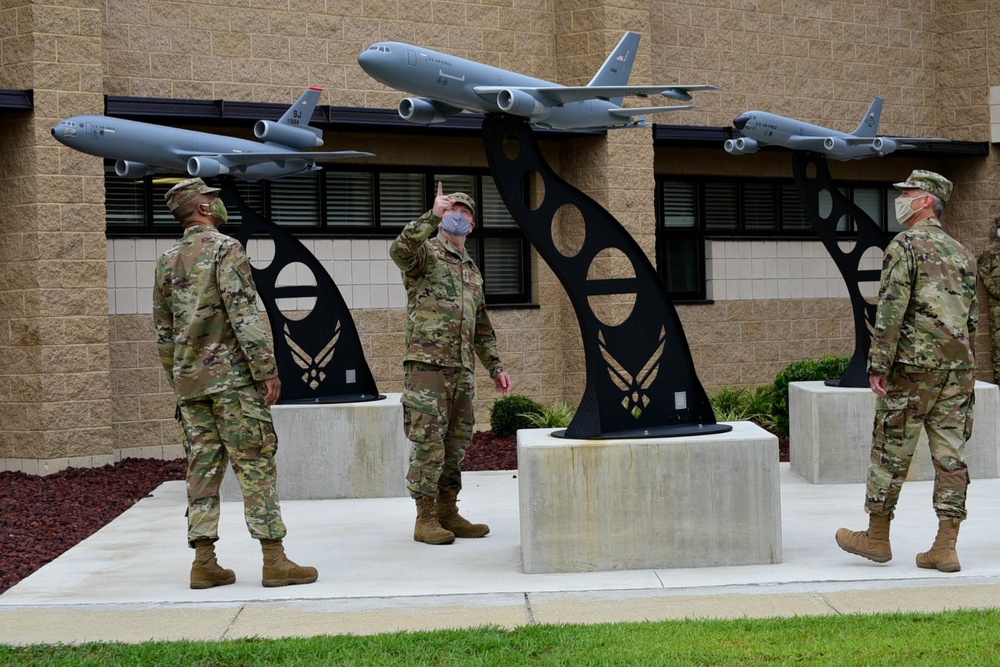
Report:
494,372,512,394
264,376,282,406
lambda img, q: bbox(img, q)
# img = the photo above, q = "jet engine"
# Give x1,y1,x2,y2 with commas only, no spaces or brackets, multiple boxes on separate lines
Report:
496,88,548,119
187,156,230,178
114,160,154,178
822,137,848,153
254,120,323,149
871,137,897,156
723,137,759,155
399,98,449,124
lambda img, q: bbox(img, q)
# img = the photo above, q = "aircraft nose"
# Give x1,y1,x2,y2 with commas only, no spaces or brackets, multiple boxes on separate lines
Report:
50,127,55,137
733,115,749,131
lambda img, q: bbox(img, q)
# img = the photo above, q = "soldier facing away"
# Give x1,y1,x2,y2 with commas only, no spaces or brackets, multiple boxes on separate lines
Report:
153,178,317,589
391,182,512,545
977,216,1000,383
835,170,978,572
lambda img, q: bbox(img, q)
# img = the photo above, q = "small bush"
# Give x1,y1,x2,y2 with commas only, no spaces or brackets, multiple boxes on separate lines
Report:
489,394,544,436
771,355,850,436
522,400,576,429
710,385,776,430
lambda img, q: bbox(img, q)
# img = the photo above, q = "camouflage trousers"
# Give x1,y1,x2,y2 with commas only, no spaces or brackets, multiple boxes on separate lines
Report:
178,382,287,547
401,361,475,500
865,366,974,521
988,302,1000,383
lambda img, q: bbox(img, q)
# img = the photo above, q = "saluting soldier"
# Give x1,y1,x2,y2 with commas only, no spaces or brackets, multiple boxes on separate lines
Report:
836,170,978,573
391,182,512,545
154,178,317,589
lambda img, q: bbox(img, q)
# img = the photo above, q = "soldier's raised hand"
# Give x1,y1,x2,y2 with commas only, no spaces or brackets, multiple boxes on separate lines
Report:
432,181,453,218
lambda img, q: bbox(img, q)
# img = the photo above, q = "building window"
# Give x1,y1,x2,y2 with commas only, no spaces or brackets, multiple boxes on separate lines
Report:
104,164,532,305
656,176,900,301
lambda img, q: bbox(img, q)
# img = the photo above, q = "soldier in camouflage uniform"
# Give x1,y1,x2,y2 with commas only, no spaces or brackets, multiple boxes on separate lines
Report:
391,182,512,545
977,216,1000,383
154,178,317,589
836,170,978,573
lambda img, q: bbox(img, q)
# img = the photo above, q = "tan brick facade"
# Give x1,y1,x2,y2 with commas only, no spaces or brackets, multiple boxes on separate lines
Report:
2,1,998,472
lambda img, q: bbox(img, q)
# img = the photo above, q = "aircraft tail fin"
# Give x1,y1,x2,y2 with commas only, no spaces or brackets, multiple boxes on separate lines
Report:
587,32,641,105
851,96,883,138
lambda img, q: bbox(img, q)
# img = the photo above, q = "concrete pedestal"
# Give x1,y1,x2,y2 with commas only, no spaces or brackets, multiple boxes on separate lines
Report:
789,381,1000,484
222,393,409,501
517,422,781,574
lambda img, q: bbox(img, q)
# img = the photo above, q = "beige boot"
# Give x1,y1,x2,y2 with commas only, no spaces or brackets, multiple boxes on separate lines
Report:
835,514,892,563
260,539,318,587
436,489,490,538
414,496,455,545
916,519,962,572
190,539,236,590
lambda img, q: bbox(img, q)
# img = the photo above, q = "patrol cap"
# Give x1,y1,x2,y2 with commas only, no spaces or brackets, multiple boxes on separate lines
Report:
164,178,221,212
893,170,953,203
447,192,476,217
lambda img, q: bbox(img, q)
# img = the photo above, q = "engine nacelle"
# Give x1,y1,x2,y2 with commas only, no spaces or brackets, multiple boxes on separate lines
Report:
399,98,448,124
496,88,549,119
114,160,154,178
871,137,897,155
187,156,229,178
253,120,323,149
723,137,759,155
822,137,848,153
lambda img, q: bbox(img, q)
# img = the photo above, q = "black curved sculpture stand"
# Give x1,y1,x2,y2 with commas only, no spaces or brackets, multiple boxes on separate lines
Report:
220,178,383,404
481,115,729,439
791,152,891,388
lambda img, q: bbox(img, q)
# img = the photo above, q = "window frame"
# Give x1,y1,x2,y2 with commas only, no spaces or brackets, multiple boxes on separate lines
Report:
656,175,901,301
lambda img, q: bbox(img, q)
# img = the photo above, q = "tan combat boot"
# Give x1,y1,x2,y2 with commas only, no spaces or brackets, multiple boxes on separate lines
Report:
260,539,319,587
916,519,962,572
414,495,455,545
190,539,236,590
436,489,490,538
835,514,892,563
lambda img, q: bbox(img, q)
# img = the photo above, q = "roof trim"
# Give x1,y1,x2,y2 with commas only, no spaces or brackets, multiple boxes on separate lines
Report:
0,89,33,112
653,124,990,158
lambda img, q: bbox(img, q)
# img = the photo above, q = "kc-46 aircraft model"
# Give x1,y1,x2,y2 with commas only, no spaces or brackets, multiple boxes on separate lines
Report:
358,32,718,131
51,87,372,181
724,96,947,160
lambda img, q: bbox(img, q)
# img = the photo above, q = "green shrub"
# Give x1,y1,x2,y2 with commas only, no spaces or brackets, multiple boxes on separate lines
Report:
522,400,576,429
709,385,776,430
771,355,850,436
489,394,544,436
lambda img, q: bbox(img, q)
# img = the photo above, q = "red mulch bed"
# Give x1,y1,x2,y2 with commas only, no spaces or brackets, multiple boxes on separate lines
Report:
0,428,787,595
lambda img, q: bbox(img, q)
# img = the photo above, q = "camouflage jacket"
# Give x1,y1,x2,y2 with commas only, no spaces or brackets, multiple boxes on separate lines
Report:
390,211,504,377
978,238,1000,302
153,225,277,400
868,217,978,375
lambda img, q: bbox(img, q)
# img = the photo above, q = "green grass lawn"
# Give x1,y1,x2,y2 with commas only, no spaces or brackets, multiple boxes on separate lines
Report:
3,609,999,666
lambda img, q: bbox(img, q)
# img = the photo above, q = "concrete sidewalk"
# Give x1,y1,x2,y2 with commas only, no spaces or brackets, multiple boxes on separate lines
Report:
2,465,1000,645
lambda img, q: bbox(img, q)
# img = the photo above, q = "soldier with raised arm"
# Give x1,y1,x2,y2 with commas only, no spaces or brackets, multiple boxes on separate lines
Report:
391,182,512,545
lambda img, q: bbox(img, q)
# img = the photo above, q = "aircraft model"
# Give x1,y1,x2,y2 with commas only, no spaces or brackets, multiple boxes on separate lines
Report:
358,32,718,131
51,88,372,181
724,96,946,160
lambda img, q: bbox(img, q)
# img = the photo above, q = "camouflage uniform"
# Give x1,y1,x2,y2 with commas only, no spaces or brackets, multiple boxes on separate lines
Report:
866,214,978,521
154,222,287,547
977,233,1000,383
390,210,504,499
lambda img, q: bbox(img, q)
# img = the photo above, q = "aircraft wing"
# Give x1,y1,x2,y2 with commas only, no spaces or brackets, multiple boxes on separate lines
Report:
608,105,697,117
473,85,718,106
175,150,373,166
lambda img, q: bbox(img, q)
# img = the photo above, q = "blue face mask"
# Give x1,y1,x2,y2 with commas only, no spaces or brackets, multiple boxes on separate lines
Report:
440,211,472,236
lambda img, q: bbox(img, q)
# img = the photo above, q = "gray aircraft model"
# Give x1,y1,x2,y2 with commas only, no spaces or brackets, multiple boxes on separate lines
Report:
51,87,372,181
724,96,946,160
358,32,717,131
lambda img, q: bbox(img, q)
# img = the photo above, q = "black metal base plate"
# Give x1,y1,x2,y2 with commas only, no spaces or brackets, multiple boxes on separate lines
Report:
550,422,734,440
279,394,386,405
